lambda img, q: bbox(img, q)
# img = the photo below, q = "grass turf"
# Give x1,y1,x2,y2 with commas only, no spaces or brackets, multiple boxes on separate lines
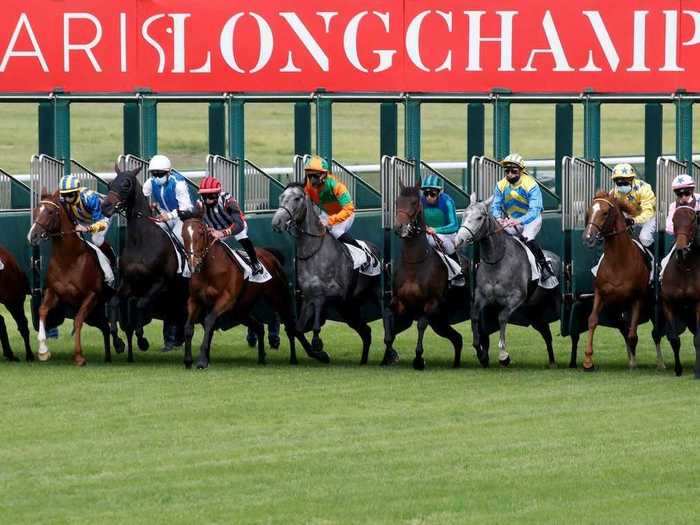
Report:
0,305,698,524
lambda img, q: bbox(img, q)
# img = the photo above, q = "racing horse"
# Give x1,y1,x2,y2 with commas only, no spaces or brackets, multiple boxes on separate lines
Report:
581,191,664,371
27,192,121,366
660,204,700,378
0,245,33,362
271,182,382,364
101,165,189,362
384,182,468,370
181,217,312,368
455,196,560,368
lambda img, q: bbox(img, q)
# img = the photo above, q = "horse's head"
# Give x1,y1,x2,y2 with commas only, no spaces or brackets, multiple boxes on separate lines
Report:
27,192,65,246
672,205,697,263
102,164,142,217
182,217,210,273
455,194,494,247
272,183,307,235
394,182,424,238
582,191,629,248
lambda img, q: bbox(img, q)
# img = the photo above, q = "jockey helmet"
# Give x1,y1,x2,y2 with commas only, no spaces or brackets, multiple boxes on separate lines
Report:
199,176,222,195
611,163,636,180
58,174,82,194
304,155,330,174
672,173,695,191
501,153,528,174
420,174,443,191
148,154,172,174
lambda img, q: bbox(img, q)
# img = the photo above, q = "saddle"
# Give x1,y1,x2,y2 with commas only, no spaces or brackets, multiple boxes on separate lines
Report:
218,241,272,283
512,237,559,290
153,222,191,278
342,241,381,277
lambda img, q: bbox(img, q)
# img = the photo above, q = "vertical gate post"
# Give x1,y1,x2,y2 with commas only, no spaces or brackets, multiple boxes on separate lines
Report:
294,102,312,156
405,98,421,182
492,90,510,161
316,97,332,163
228,97,245,210
466,102,485,192
555,103,573,198
38,94,71,175
675,94,693,175
140,96,158,159
380,102,398,159
208,101,226,156
583,96,601,186
123,100,141,156
644,103,663,188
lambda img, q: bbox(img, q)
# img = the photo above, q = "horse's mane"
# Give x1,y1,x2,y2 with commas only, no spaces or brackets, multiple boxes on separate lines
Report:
285,182,305,191
399,184,420,197
593,189,637,217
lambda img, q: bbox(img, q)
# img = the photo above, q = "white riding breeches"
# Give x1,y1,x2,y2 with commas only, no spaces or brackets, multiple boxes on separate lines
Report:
427,232,457,255
233,224,248,241
321,212,355,239
635,218,657,247
504,216,542,241
89,216,113,247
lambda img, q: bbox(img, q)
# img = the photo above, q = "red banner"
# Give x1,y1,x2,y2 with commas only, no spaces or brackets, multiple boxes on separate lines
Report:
1,1,700,93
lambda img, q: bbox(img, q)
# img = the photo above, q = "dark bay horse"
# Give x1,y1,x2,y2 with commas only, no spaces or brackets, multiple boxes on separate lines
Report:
660,205,700,378
581,191,664,371
384,183,466,370
101,166,189,362
0,245,33,362
181,217,311,368
271,183,381,364
27,193,121,366
455,197,560,368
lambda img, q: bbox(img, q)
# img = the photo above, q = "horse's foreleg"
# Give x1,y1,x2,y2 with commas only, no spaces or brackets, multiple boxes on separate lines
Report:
184,296,201,369
471,297,489,367
583,292,604,371
37,289,59,362
532,317,556,369
0,314,18,362
694,303,700,379
250,319,266,365
428,317,463,368
196,294,233,369
413,316,428,371
340,305,371,365
381,304,402,366
107,296,124,354
7,302,33,362
97,317,112,363
661,300,682,377
311,297,325,356
626,300,642,370
72,292,98,367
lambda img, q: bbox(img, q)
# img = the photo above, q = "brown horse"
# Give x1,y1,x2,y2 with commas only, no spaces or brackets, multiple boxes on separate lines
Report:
382,183,467,370
660,205,700,378
181,217,310,369
0,245,33,362
27,192,122,366
581,191,662,371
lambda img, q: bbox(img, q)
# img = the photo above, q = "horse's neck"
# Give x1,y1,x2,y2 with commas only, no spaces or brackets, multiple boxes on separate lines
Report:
297,198,328,251
603,216,637,260
479,216,505,259
128,183,152,221
125,185,158,248
401,231,430,259
52,212,85,256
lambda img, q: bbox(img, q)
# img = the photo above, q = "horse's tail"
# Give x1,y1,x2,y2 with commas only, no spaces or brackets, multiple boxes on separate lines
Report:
262,246,285,266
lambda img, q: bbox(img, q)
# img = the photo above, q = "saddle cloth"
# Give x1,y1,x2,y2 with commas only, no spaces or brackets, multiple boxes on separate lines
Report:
512,237,559,290
154,222,191,278
82,239,115,288
218,241,272,283
433,249,466,287
344,241,382,277
591,239,654,283
659,245,676,281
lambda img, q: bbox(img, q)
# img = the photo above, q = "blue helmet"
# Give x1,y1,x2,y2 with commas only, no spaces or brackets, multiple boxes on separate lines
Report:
420,174,443,190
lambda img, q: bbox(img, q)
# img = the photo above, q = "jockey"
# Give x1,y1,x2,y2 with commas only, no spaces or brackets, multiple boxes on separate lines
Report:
491,153,553,279
197,176,263,275
665,174,700,235
420,174,459,256
303,155,361,249
142,154,193,251
58,174,115,265
609,163,656,248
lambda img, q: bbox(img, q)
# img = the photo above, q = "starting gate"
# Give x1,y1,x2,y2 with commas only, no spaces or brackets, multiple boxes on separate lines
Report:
0,168,31,275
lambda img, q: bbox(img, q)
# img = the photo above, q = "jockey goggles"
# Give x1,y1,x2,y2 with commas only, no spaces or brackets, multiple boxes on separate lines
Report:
422,189,439,198
504,166,521,174
675,188,693,197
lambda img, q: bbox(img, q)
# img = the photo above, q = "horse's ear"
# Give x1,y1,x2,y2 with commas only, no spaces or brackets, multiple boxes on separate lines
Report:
399,181,406,192
40,186,49,199
469,192,477,205
128,166,141,179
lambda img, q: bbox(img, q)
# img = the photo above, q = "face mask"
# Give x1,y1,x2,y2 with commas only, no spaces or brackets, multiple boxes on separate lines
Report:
61,193,78,204
153,175,168,186
616,184,632,194
507,175,521,185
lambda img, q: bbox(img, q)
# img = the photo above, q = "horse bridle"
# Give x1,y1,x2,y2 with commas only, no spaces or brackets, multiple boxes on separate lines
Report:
585,198,630,240
395,202,424,238
672,205,698,256
33,199,77,240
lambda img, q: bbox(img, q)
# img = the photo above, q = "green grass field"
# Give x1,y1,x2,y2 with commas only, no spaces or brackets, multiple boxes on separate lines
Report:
1,308,699,524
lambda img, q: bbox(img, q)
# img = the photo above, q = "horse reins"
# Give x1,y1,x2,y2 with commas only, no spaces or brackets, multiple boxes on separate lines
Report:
33,200,80,239
585,198,631,239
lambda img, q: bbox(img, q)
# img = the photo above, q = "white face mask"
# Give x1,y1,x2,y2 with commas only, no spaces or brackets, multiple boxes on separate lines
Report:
153,175,168,186
616,184,632,194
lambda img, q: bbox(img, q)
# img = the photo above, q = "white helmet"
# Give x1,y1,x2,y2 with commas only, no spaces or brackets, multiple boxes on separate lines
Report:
148,154,171,173
672,173,695,191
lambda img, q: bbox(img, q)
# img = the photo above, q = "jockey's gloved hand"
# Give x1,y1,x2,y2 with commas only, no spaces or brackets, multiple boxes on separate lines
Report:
625,217,635,227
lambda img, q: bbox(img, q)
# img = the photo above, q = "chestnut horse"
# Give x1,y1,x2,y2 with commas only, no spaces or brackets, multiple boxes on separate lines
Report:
581,191,663,371
181,217,311,369
660,205,700,378
0,245,33,362
27,192,122,366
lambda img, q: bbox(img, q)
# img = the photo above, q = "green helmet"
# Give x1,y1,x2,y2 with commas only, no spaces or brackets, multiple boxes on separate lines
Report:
420,174,443,190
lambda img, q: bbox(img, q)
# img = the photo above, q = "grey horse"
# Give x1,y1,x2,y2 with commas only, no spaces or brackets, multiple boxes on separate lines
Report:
455,197,560,368
271,183,383,364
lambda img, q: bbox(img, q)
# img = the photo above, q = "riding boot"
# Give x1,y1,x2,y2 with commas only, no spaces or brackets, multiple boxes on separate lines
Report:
525,239,554,279
162,320,179,352
239,238,263,275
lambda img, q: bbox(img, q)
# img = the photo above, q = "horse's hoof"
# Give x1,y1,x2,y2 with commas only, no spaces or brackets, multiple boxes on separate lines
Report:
104,355,112,364
138,338,149,352
412,357,425,371
499,356,511,367
184,361,193,370
196,361,209,370
568,362,577,369
3,354,19,363
74,356,87,367
380,349,400,366
160,345,175,353
311,338,324,354
38,351,51,362
583,364,596,373
675,368,683,377
656,363,666,371
246,335,257,348
25,352,35,363
290,357,298,366
317,351,330,364
127,356,134,363
258,359,267,366
114,339,125,354
548,362,557,370
269,336,281,350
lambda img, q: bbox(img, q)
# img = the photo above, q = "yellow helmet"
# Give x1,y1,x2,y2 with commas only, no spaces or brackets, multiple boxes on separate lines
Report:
501,153,528,174
611,163,636,180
